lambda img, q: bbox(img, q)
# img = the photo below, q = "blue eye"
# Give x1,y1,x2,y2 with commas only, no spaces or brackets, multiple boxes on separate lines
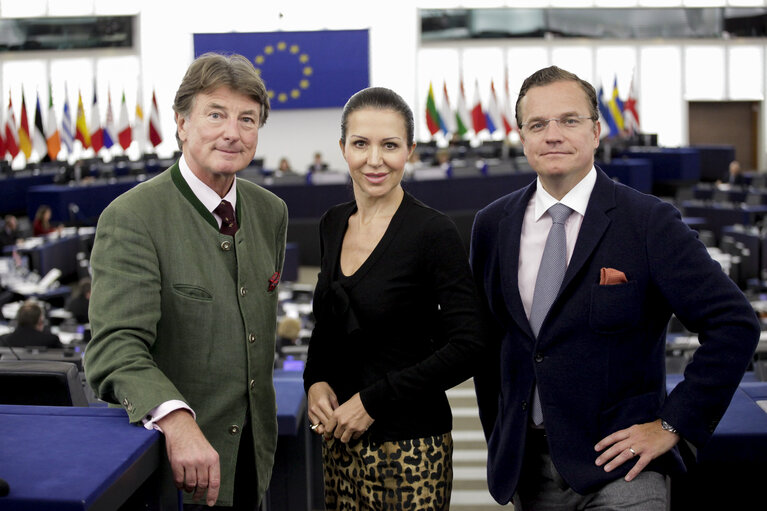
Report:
561,117,581,127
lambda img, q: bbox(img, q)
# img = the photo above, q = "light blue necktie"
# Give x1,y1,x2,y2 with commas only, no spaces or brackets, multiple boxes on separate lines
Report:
529,203,573,426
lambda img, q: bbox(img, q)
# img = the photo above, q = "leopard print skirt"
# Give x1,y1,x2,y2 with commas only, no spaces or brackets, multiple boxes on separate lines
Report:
322,432,453,511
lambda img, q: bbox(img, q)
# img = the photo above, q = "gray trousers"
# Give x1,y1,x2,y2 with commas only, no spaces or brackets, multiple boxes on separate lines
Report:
513,440,667,511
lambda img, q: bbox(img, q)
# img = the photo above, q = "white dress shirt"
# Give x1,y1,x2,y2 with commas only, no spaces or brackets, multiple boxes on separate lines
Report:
179,154,238,229
143,154,238,431
518,167,597,320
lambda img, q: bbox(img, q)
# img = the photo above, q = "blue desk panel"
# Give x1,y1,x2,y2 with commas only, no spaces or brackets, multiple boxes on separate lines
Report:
0,374,308,510
0,172,57,215
597,158,653,193
666,376,767,464
0,405,164,510
621,147,700,184
693,144,736,182
666,376,767,509
27,180,144,224
274,369,306,436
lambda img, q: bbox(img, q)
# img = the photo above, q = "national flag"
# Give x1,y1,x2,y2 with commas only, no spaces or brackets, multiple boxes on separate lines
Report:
90,86,104,153
0,110,5,160
33,92,47,161
194,30,369,110
117,91,132,151
597,84,617,138
425,82,442,136
148,89,163,147
501,72,514,135
103,89,115,150
134,87,145,154
485,80,503,135
623,72,640,135
438,81,456,135
46,83,61,160
61,83,74,155
608,76,625,132
471,80,487,134
18,89,32,159
75,90,91,149
4,93,19,159
455,79,470,137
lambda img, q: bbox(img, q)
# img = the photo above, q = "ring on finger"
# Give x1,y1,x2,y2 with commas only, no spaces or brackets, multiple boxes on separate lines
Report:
629,447,637,456
310,423,320,431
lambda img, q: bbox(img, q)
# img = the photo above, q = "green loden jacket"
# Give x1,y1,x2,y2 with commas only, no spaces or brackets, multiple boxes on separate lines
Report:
84,162,288,506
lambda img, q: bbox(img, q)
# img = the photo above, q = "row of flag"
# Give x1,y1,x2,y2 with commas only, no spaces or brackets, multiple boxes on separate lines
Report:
597,76,640,139
0,85,165,163
426,77,515,140
425,74,641,140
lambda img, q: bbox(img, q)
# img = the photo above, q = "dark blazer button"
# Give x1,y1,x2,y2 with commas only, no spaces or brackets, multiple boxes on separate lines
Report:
220,240,231,251
534,352,544,363
229,425,240,435
522,401,528,410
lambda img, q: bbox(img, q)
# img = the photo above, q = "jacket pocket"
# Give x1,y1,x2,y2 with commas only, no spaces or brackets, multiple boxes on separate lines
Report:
589,281,640,333
172,284,213,301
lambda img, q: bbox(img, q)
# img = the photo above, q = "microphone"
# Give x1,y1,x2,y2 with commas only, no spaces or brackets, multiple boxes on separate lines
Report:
0,334,21,360
0,477,9,496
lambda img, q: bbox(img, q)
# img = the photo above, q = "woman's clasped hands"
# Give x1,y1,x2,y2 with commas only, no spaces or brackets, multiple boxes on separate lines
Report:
307,382,374,443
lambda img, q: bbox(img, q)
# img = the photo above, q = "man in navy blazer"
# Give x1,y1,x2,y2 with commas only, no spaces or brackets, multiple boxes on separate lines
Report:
470,66,760,510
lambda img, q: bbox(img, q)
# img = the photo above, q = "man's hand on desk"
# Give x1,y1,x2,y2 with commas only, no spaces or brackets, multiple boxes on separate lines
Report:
157,409,221,506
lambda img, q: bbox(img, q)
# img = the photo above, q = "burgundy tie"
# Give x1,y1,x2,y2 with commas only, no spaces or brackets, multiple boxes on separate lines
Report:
214,200,238,236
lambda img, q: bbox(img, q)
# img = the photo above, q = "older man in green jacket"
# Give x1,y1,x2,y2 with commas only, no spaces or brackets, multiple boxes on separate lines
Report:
85,53,288,510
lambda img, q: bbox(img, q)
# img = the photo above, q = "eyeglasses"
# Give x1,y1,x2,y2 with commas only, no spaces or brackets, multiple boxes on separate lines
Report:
520,115,595,134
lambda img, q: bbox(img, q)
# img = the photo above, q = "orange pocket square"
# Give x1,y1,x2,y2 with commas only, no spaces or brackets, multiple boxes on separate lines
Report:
600,267,627,285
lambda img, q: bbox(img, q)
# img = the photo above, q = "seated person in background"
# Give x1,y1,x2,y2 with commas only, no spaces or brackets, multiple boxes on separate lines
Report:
433,147,451,170
32,205,62,237
307,151,328,173
727,160,747,187
65,277,91,324
0,301,62,349
276,316,301,353
277,157,296,176
404,149,424,177
0,214,20,248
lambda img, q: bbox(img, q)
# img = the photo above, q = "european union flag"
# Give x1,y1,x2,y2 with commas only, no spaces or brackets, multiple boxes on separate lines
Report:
193,30,369,110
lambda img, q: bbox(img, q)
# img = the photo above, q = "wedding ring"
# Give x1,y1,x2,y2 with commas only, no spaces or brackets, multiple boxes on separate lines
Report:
310,423,320,431
629,447,637,456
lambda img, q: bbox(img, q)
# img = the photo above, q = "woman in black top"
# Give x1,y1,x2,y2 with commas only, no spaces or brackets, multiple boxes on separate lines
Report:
303,87,485,510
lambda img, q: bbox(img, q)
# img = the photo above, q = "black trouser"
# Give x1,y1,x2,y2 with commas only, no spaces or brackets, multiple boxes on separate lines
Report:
184,420,259,511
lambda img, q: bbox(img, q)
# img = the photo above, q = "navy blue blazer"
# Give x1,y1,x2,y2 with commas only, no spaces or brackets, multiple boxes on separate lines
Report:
470,168,760,503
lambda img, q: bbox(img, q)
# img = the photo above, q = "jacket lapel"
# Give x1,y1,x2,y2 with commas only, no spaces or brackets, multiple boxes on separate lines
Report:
499,182,537,339
560,167,616,293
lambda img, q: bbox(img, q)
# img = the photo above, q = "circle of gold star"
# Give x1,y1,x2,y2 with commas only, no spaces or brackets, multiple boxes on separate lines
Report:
253,42,311,104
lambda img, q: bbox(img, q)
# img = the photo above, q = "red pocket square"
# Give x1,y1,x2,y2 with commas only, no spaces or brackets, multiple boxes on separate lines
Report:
268,271,281,292
600,267,627,285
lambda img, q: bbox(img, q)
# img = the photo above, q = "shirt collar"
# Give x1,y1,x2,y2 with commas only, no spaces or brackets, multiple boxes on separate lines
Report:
534,166,596,221
178,154,237,213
